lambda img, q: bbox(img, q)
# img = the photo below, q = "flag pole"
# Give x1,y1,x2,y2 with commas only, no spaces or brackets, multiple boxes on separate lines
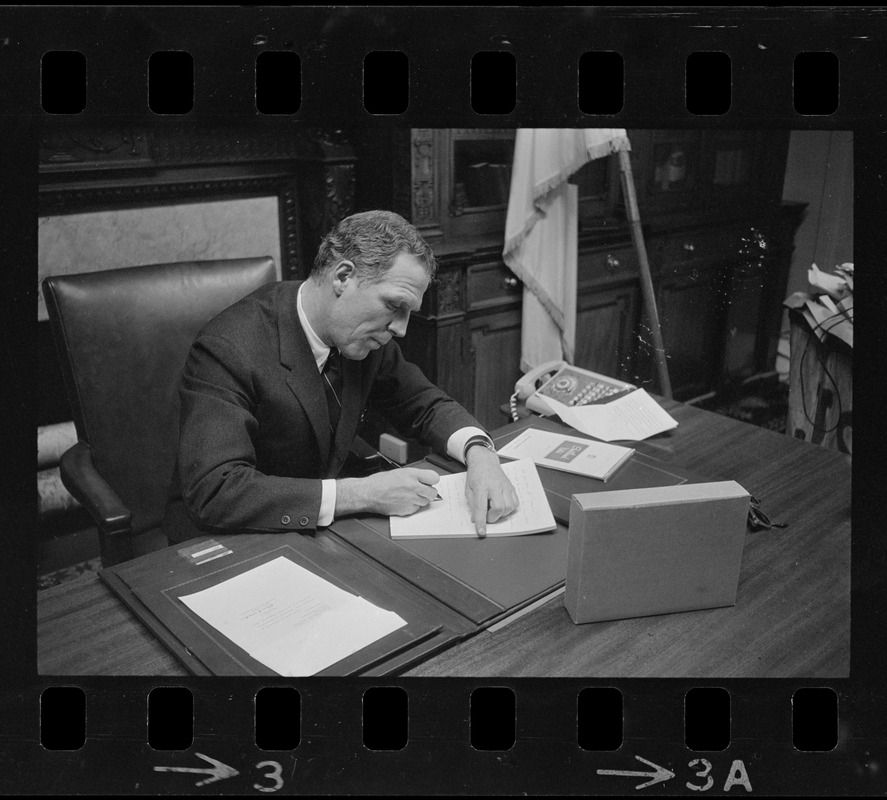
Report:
617,148,673,399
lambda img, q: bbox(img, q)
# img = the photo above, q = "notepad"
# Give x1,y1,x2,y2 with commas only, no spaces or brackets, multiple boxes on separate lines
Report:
389,457,556,540
498,427,634,482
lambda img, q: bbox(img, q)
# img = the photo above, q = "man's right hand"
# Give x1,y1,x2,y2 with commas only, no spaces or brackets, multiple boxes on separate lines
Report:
336,468,441,517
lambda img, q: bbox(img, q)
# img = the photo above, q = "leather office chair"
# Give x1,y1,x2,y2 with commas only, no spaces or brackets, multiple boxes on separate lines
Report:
42,257,278,567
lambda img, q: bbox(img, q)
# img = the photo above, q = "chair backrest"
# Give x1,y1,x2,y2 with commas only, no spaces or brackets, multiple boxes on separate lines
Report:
42,257,278,535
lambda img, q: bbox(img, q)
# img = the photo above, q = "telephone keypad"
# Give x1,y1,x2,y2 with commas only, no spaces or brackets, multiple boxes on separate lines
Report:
568,381,624,405
535,366,636,409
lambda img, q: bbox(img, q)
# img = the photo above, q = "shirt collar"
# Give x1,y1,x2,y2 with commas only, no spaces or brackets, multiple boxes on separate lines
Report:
296,283,331,372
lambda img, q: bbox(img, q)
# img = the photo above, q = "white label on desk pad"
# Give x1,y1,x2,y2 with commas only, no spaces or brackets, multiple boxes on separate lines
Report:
177,539,234,565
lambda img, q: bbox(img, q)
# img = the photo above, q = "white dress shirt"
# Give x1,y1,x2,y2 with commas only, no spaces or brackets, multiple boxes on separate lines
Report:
296,284,489,526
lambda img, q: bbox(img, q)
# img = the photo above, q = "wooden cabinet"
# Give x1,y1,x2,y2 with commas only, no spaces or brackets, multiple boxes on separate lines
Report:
355,128,801,429
655,257,729,400
575,283,640,381
469,308,524,427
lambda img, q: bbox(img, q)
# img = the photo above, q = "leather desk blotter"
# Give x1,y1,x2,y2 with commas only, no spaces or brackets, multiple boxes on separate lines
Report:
329,415,696,629
100,530,475,677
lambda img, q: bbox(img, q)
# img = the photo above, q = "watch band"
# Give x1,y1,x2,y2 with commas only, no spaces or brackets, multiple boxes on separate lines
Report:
463,435,496,461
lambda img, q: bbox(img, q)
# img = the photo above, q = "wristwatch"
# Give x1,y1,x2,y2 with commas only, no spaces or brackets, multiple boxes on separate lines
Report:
463,435,496,461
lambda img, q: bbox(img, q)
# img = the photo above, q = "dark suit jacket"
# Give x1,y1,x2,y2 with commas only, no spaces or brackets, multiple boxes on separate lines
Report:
162,280,479,543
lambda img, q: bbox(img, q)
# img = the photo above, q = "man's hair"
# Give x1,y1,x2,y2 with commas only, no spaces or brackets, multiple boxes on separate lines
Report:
310,210,437,283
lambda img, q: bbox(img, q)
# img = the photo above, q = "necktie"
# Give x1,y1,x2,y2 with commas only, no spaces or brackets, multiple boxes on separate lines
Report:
322,348,343,441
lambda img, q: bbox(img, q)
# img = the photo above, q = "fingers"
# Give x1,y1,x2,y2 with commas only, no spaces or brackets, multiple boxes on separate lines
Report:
407,469,439,505
372,468,443,516
392,491,435,516
464,483,481,529
486,485,520,523
409,468,441,487
416,484,439,504
466,486,489,538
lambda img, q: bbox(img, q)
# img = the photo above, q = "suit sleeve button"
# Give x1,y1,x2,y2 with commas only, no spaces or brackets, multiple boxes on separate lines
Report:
281,514,291,525
299,516,310,527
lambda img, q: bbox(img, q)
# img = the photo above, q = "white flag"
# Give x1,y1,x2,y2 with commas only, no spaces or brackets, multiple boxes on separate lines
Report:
503,129,631,371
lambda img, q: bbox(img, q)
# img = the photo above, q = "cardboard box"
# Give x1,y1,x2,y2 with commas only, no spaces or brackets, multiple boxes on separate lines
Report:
565,481,749,624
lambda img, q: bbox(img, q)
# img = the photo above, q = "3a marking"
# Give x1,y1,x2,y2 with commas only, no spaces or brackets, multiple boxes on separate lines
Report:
254,760,284,793
686,759,753,793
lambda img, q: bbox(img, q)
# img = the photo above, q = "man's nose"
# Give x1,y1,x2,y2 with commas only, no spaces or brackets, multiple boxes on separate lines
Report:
388,311,409,338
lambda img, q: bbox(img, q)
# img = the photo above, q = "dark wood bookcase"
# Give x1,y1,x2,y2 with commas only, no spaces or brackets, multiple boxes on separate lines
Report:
355,128,803,429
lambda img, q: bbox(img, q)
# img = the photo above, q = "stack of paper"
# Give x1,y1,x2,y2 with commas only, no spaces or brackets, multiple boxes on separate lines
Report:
536,388,678,442
784,262,853,348
179,556,407,676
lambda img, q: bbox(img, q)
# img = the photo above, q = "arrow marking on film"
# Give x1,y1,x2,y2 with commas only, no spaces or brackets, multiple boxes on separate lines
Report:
597,755,675,790
154,752,240,787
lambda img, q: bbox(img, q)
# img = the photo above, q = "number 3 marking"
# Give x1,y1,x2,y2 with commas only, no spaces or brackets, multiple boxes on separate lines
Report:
687,758,714,792
254,760,284,793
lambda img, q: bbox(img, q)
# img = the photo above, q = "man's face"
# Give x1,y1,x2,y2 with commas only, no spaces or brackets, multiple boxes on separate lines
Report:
328,252,430,359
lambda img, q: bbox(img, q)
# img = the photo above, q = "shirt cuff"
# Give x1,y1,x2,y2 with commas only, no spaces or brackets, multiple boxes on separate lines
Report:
317,479,337,527
447,426,492,465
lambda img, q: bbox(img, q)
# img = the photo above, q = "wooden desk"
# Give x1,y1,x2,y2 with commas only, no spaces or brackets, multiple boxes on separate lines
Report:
38,400,850,678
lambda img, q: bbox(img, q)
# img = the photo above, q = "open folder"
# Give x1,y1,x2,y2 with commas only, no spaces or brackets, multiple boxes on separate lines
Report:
99,531,475,676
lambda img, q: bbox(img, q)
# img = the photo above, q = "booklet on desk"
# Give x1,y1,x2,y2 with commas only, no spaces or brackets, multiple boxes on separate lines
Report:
497,427,634,481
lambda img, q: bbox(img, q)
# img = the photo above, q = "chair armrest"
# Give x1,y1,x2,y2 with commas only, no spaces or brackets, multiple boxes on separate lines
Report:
59,441,132,535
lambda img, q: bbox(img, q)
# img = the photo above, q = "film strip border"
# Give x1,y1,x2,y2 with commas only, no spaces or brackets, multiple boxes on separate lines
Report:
3,5,887,796
0,7,881,125
40,49,840,118
18,681,861,794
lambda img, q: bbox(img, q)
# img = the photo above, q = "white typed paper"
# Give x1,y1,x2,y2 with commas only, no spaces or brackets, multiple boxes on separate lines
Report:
179,556,406,676
541,388,678,442
389,456,556,539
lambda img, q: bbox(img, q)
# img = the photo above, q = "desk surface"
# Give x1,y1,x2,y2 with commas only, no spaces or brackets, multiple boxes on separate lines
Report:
38,400,850,678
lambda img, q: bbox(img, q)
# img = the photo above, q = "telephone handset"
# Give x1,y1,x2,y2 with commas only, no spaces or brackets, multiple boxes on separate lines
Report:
513,360,636,418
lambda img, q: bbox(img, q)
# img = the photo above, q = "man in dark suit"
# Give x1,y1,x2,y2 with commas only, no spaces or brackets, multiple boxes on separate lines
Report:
163,210,518,545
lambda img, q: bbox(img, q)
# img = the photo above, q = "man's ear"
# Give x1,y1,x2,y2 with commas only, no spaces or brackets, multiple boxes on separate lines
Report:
332,260,355,296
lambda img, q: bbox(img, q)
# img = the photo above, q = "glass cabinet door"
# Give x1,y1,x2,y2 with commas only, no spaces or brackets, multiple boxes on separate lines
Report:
446,129,515,240
570,154,621,231
700,131,764,207
645,130,704,211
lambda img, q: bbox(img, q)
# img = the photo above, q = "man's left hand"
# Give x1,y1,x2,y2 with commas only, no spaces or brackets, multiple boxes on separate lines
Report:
464,446,519,537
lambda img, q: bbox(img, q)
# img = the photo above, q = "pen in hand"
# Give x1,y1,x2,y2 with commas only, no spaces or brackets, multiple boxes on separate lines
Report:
373,445,443,502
